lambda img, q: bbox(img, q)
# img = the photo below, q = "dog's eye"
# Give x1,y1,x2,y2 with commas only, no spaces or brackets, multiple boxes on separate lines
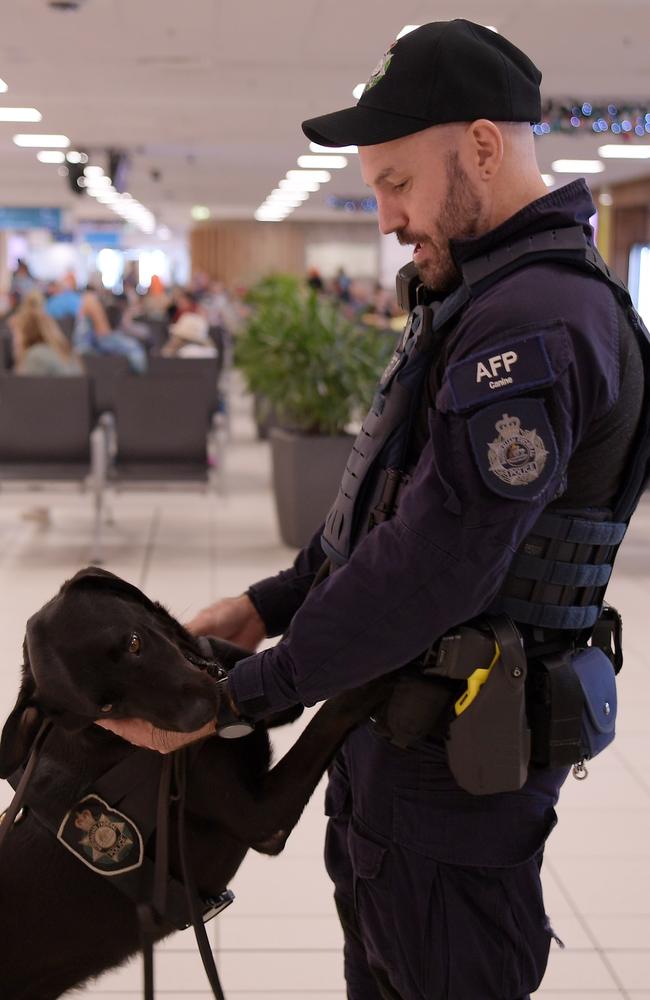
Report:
100,703,113,713
128,633,142,655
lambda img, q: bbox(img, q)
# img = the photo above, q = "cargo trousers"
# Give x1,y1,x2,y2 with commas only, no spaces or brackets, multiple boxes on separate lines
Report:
324,723,568,999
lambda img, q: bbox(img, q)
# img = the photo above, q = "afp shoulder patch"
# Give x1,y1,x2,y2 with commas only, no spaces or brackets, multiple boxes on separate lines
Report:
57,794,144,876
438,323,570,414
467,398,559,501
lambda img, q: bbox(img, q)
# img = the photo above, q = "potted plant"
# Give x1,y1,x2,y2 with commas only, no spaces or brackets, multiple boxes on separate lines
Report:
235,275,393,547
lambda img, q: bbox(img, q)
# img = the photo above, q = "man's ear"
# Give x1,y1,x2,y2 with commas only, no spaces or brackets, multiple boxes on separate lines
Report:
0,666,43,778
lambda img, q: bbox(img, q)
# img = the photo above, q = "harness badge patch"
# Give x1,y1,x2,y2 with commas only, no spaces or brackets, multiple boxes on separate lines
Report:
57,794,143,876
488,413,548,487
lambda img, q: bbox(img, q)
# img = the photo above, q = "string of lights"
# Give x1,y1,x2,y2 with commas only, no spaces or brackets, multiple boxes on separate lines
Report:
535,100,650,136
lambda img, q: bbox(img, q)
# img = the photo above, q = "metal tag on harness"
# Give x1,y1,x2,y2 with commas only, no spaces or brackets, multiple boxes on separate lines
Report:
57,794,144,876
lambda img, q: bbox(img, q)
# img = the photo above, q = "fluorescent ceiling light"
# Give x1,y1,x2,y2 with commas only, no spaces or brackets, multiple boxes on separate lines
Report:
271,188,308,201
267,193,304,204
286,169,331,184
279,178,320,192
191,205,211,221
541,173,555,186
84,165,104,178
37,150,65,163
13,133,70,147
598,144,650,159
66,150,87,164
396,24,420,39
0,108,41,122
297,155,347,169
0,79,8,93
352,83,365,100
551,159,604,173
309,142,358,154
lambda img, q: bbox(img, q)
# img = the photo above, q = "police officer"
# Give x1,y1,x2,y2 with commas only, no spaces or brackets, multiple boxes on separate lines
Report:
99,20,649,1000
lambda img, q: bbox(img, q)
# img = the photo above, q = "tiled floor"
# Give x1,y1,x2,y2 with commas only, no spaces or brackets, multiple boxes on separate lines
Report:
0,382,648,999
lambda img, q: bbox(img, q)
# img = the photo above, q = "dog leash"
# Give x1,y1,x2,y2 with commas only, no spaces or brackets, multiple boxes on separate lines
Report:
138,750,227,1000
0,718,52,854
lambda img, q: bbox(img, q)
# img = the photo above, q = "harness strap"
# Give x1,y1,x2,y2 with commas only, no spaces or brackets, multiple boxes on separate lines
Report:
533,513,627,546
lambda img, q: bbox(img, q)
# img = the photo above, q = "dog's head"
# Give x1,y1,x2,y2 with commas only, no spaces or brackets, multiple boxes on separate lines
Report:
0,567,223,777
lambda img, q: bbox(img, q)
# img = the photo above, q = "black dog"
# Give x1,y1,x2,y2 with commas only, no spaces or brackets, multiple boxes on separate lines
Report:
0,567,386,1000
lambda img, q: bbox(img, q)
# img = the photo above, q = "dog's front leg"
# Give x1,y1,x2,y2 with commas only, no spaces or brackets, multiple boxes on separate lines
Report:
194,679,390,853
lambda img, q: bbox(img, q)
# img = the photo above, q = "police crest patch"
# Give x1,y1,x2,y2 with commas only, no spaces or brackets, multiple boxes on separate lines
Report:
57,794,143,876
467,398,559,501
488,413,548,486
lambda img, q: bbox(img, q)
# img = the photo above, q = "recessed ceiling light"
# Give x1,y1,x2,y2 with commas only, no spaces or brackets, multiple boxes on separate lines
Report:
309,142,358,154
66,150,87,164
37,150,65,163
0,108,41,122
13,133,70,147
599,192,614,206
598,144,650,159
286,169,331,184
191,205,211,221
279,178,320,192
551,159,604,173
297,155,347,169
83,165,104,178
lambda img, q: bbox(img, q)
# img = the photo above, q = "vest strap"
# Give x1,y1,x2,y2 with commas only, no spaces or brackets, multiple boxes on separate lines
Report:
510,552,612,588
496,596,601,630
533,513,627,546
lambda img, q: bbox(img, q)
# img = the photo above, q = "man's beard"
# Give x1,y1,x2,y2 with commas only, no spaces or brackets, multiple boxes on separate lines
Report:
397,152,483,293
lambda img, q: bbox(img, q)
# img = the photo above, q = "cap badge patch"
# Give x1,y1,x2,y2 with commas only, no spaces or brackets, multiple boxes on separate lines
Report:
363,45,395,95
57,794,143,876
488,413,548,487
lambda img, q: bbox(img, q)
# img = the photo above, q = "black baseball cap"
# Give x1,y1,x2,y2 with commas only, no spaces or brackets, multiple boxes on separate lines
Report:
302,19,542,147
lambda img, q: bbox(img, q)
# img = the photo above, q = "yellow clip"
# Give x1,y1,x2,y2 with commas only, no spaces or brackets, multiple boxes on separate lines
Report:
454,643,500,716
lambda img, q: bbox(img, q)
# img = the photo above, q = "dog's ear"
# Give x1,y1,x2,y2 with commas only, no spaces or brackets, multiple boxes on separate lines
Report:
64,566,156,610
0,666,43,778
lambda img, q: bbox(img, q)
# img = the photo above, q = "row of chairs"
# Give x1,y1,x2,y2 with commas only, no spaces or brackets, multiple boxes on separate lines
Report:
0,357,227,561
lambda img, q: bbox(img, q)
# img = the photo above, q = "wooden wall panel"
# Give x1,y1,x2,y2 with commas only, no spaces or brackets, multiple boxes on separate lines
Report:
190,221,305,289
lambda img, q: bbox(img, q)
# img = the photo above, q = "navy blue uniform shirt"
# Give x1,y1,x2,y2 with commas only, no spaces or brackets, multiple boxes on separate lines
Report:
228,180,630,718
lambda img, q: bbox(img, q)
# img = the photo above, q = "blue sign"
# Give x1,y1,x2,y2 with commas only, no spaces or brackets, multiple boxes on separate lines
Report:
0,207,62,230
82,231,121,249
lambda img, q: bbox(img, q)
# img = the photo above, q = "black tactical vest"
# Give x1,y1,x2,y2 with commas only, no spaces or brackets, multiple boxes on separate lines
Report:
321,225,650,636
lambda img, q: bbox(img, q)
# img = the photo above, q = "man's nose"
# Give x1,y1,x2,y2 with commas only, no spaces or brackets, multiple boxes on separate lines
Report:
376,195,408,236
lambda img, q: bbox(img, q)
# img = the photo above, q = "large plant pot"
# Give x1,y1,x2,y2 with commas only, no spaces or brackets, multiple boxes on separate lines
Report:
270,428,353,549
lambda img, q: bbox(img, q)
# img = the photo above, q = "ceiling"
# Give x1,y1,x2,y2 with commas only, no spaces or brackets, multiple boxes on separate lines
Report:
0,0,649,233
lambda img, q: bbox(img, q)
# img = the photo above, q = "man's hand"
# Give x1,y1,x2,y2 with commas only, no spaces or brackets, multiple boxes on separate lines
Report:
96,717,216,754
185,594,266,651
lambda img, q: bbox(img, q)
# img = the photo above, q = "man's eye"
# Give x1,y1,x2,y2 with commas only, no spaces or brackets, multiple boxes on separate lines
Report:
394,180,408,191
128,633,142,655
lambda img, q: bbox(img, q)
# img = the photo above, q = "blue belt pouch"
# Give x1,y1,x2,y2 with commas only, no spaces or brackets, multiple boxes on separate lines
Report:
572,647,617,759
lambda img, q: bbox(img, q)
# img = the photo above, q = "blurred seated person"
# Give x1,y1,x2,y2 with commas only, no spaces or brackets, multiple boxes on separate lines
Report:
10,259,36,306
167,287,202,324
74,288,147,373
307,267,324,292
45,273,82,321
161,313,217,359
11,291,84,376
139,274,170,321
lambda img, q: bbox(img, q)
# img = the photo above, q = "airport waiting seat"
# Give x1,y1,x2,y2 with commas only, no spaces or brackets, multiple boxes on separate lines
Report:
82,353,131,416
107,374,222,487
0,374,108,558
